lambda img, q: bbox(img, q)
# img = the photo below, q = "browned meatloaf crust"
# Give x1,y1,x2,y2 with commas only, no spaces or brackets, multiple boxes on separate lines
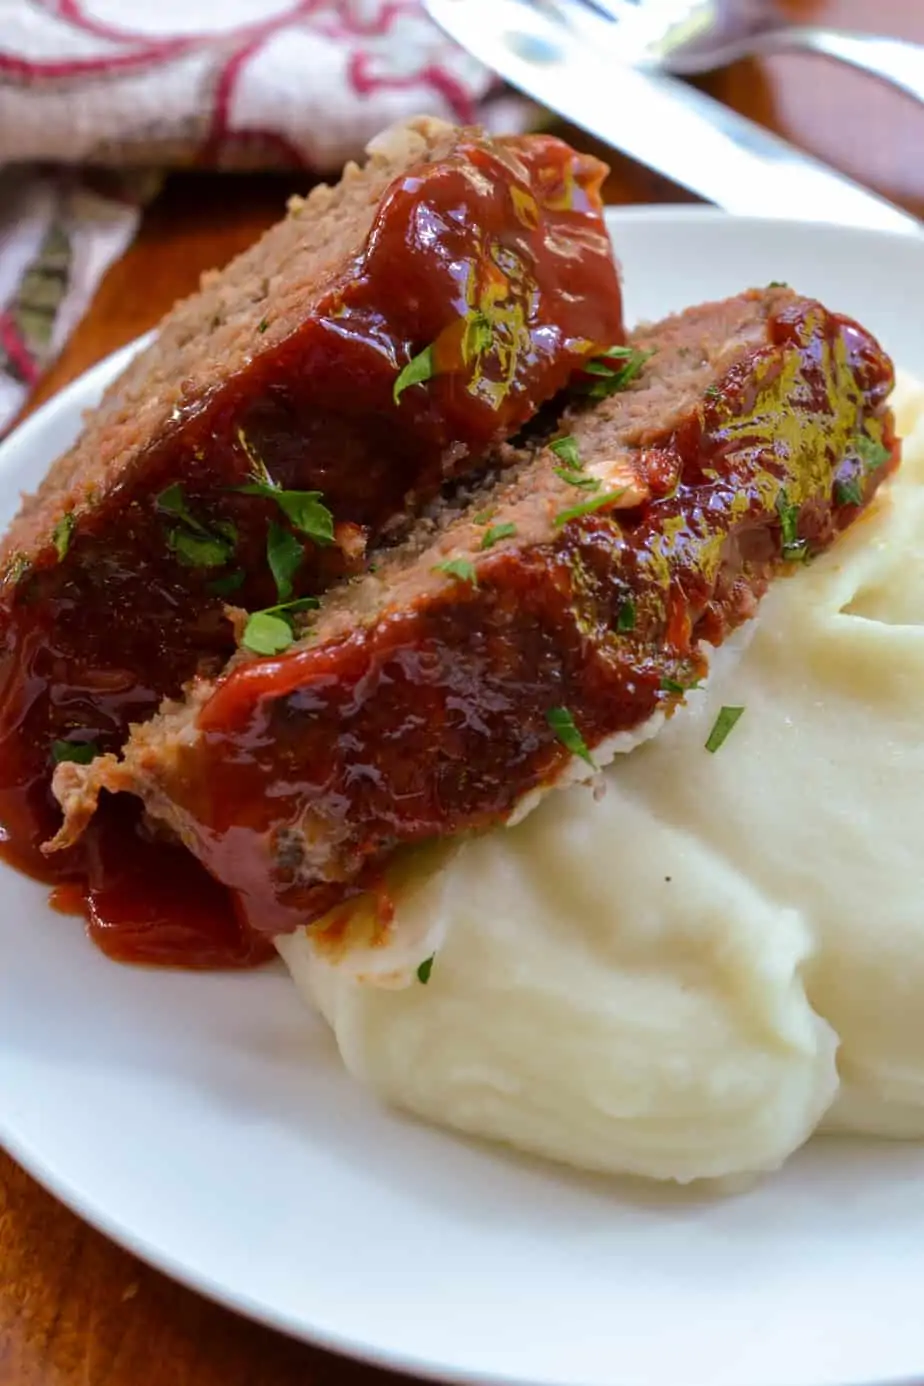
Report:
0,117,623,875
51,287,898,938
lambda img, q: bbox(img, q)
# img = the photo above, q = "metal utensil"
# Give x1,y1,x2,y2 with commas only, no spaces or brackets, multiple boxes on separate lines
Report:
579,0,924,103
424,0,920,235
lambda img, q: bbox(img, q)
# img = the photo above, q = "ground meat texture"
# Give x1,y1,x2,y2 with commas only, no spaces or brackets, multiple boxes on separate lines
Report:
53,288,897,942
0,117,623,879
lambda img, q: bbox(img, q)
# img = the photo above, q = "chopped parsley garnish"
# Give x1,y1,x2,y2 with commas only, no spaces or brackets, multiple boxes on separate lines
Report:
578,346,653,400
554,488,628,528
616,599,636,632
53,513,75,561
776,491,807,561
52,738,100,765
169,529,234,569
242,611,294,656
240,596,319,656
257,319,269,333
660,676,701,695
157,483,204,529
768,280,789,288
393,343,437,404
856,434,890,471
417,955,435,985
549,435,582,470
835,477,864,507
434,558,478,586
4,553,29,586
553,467,600,491
461,310,493,364
157,483,237,570
703,384,720,401
705,705,745,753
266,520,304,602
472,507,497,525
546,706,594,768
207,569,246,597
481,522,516,549
237,479,334,547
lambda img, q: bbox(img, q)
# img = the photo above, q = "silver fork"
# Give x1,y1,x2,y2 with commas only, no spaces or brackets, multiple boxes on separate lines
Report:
424,0,921,233
571,0,924,104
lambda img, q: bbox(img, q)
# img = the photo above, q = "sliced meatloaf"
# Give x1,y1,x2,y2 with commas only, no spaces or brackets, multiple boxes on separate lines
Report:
50,288,898,938
0,117,624,874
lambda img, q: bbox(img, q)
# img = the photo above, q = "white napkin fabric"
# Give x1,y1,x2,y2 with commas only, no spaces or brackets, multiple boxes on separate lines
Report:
0,0,526,433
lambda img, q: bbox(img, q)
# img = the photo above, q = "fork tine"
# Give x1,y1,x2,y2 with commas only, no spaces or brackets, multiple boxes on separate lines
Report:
569,0,638,19
524,0,631,22
524,0,671,64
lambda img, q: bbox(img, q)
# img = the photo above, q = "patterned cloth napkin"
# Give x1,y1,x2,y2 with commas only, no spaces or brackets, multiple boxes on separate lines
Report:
0,1,531,433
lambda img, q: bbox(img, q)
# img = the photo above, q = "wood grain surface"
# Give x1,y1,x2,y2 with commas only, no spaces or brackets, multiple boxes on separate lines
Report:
3,2,924,1382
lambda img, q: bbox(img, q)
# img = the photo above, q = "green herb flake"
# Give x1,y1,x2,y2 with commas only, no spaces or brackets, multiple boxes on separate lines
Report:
239,594,320,656
480,522,517,550
241,611,295,656
393,343,437,404
267,521,304,602
705,705,745,754
776,491,807,561
4,553,29,586
768,280,789,289
660,676,702,695
237,479,334,547
417,955,435,985
578,346,653,400
158,483,237,569
546,706,594,768
472,507,497,525
156,483,197,526
554,488,628,528
257,318,269,334
553,467,600,491
856,434,891,472
703,384,720,401
434,558,478,586
616,599,636,632
835,477,864,507
168,529,233,569
207,569,246,597
461,310,493,365
549,435,581,470
53,512,75,561
52,738,100,765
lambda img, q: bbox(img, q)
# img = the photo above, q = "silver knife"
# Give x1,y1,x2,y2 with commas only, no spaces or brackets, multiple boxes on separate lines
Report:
424,0,920,236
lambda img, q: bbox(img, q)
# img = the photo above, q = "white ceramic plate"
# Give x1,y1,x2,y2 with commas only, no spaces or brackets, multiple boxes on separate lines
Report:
2,208,924,1386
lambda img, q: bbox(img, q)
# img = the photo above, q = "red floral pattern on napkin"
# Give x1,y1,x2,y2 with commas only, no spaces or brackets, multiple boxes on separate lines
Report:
0,0,529,432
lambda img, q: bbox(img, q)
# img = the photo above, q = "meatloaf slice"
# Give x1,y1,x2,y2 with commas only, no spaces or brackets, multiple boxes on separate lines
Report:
51,288,897,939
0,117,624,875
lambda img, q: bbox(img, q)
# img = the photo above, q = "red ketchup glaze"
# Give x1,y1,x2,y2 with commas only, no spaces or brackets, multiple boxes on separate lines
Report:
48,800,272,969
146,303,899,940
0,131,625,967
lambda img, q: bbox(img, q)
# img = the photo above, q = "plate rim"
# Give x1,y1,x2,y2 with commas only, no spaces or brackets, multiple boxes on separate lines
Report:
3,203,924,1386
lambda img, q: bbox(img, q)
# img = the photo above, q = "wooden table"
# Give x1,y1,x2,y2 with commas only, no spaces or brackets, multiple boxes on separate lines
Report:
3,2,924,1382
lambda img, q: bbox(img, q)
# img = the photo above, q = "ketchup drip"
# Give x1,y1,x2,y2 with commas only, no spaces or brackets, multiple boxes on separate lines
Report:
48,801,272,969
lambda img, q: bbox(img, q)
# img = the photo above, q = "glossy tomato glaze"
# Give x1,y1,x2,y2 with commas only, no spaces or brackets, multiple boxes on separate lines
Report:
0,131,624,967
123,303,899,941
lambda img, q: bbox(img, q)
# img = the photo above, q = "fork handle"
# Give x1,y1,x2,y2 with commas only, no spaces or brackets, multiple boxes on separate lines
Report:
761,28,924,105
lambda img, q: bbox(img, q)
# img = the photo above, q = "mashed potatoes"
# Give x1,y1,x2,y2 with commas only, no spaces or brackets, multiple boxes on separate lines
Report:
278,372,924,1185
